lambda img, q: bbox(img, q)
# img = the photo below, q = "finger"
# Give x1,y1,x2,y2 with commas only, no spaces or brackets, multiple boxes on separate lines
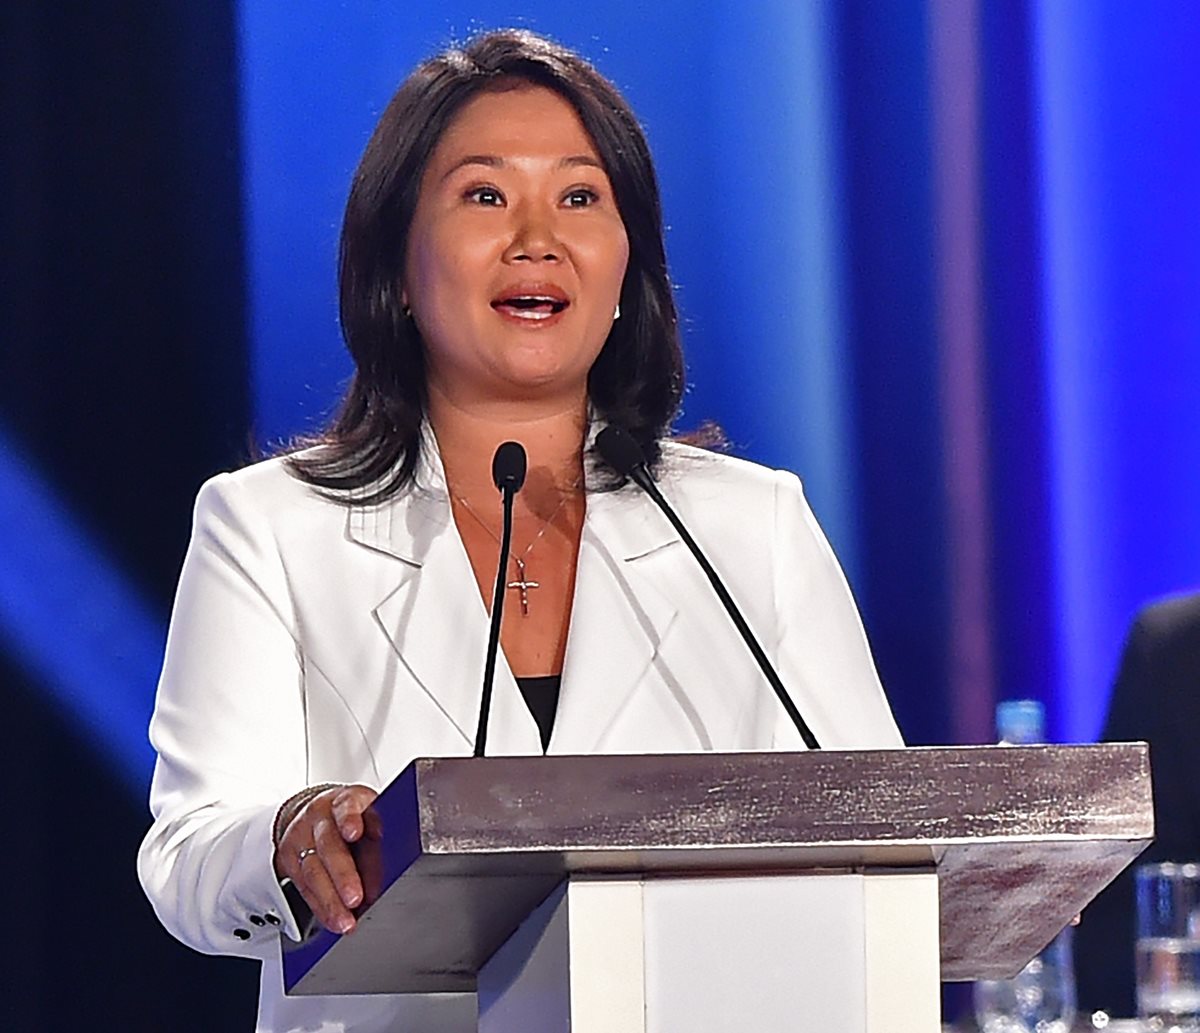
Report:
296,847,356,935
361,804,384,842
274,794,334,881
315,816,365,910
331,786,378,842
356,827,385,907
274,833,307,883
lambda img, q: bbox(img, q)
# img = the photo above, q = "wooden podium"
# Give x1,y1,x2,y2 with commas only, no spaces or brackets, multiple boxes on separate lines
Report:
280,745,1152,1032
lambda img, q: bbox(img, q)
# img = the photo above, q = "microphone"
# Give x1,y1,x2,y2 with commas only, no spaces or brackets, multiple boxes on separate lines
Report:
492,441,527,493
474,441,527,757
595,425,821,750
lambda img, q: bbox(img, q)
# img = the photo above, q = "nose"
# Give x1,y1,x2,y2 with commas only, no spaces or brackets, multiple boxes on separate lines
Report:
502,203,561,263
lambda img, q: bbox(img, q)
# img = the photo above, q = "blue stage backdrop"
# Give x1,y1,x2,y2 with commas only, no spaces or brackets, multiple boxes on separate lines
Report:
235,1,1200,751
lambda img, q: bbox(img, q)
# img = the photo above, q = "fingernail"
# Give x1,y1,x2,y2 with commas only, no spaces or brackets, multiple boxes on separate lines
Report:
335,916,353,934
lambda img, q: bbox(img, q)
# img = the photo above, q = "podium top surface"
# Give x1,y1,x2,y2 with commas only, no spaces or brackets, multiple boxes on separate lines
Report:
283,744,1152,993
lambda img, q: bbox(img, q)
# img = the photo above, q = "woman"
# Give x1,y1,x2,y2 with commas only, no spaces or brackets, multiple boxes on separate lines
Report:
138,29,902,1033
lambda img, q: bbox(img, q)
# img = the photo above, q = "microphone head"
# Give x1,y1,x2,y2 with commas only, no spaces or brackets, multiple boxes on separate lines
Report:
595,424,647,477
491,441,527,493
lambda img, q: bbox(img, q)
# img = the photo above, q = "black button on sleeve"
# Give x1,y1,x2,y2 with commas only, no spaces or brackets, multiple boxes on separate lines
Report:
249,915,266,926
233,928,251,940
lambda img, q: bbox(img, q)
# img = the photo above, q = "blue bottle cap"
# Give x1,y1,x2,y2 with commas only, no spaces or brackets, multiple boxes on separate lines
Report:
995,699,1045,745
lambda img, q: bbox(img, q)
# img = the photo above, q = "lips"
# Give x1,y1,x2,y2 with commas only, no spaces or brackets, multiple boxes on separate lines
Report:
491,283,571,322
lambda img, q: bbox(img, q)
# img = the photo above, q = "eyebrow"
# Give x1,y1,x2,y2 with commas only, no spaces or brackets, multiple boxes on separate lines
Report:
440,154,605,181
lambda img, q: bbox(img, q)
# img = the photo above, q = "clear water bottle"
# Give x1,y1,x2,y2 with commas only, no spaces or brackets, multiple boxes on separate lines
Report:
972,700,1077,1033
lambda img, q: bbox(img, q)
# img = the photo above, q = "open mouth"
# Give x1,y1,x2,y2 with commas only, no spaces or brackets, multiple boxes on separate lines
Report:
491,292,570,321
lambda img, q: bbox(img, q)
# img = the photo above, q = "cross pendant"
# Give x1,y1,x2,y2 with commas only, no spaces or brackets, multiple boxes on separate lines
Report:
507,557,540,616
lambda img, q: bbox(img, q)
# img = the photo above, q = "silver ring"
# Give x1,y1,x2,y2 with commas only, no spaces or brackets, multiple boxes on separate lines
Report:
298,847,318,863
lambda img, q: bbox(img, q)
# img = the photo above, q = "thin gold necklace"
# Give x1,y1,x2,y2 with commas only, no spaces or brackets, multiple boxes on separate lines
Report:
455,490,576,616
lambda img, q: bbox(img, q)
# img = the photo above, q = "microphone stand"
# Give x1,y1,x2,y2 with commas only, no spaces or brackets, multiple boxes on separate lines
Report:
596,426,821,750
474,442,526,757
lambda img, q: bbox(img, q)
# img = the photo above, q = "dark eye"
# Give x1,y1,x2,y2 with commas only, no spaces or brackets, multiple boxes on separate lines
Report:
466,186,505,206
564,188,599,208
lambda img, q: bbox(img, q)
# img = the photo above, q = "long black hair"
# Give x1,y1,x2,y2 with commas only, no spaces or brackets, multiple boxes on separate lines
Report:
288,29,684,503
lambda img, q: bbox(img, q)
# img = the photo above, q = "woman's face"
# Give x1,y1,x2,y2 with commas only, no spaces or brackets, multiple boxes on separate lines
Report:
403,84,630,409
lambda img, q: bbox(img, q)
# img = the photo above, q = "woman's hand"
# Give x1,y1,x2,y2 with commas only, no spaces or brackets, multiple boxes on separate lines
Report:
273,784,381,935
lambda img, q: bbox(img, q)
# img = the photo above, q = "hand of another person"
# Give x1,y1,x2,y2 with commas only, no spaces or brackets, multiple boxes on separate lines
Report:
273,784,381,935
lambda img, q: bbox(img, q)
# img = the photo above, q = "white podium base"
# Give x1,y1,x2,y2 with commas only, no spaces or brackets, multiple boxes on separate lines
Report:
477,871,939,1033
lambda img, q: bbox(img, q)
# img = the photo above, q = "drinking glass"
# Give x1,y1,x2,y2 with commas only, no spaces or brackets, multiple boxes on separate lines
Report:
973,928,1076,1033
1136,862,1200,1032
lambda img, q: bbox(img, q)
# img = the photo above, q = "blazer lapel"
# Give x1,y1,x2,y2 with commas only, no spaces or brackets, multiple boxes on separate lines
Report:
341,427,697,761
347,471,542,759
550,485,685,754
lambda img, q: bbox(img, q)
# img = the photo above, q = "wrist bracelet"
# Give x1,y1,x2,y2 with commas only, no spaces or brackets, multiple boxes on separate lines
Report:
272,782,341,845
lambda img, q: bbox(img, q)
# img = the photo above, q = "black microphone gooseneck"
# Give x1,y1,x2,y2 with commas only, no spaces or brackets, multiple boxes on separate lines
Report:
474,441,527,757
595,425,821,750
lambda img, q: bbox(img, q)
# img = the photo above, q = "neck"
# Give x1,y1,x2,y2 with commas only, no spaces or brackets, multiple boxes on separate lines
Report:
428,384,588,514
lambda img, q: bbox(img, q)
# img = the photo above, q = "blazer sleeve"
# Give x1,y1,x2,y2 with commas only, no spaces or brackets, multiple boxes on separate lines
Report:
768,470,904,750
137,473,312,958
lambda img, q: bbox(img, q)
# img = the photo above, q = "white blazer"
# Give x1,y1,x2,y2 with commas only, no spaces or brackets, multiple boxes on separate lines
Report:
138,438,902,1033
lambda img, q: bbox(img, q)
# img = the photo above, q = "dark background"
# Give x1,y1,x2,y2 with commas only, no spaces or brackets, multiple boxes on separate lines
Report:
2,4,258,1027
